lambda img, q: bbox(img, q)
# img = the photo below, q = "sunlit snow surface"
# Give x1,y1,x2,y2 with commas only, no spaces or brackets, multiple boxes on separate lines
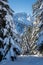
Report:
0,55,43,65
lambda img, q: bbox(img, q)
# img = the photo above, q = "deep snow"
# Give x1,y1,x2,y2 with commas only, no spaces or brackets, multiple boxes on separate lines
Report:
0,55,43,65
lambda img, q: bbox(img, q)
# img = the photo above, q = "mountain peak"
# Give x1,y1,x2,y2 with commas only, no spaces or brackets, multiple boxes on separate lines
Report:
13,12,33,35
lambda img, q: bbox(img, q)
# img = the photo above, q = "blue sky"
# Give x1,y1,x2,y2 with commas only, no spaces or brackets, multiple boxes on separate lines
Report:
8,0,36,15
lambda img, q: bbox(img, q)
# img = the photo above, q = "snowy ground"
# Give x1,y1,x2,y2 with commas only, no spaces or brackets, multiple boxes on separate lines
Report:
0,55,43,65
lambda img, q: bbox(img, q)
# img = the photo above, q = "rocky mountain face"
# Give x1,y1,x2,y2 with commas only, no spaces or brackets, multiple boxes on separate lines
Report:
13,12,33,35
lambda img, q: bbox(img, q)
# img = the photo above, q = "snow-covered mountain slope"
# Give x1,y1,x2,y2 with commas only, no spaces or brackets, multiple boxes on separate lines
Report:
0,55,43,65
13,13,33,35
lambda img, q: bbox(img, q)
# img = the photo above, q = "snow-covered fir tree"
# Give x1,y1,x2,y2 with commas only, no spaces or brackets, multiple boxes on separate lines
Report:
32,0,43,55
30,21,39,54
21,25,34,55
0,0,22,62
